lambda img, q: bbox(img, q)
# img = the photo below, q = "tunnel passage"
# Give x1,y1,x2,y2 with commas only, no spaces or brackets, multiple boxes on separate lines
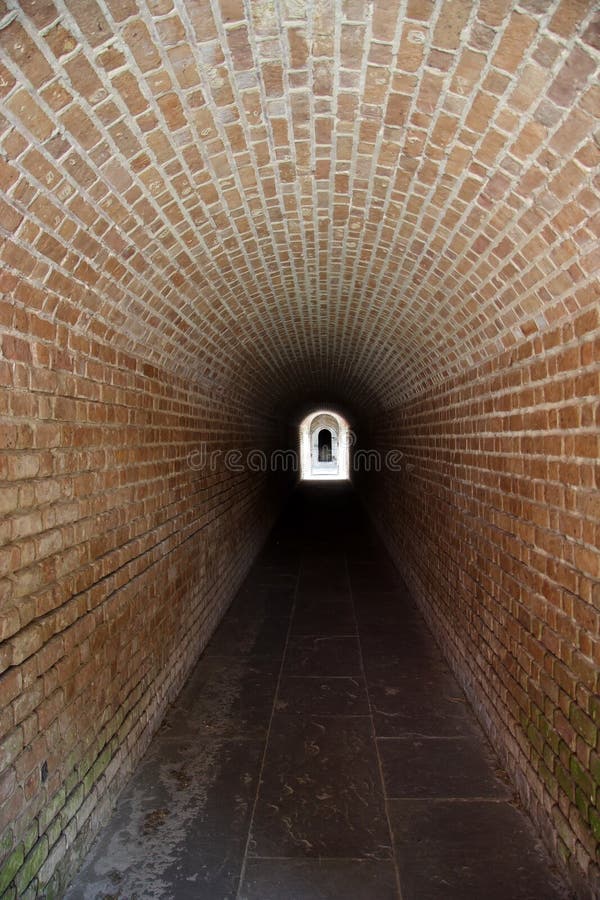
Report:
65,483,570,900
0,1,599,898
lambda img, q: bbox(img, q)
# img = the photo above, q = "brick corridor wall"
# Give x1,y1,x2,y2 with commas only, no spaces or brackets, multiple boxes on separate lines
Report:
359,305,600,898
0,0,598,894
0,0,597,410
0,298,285,897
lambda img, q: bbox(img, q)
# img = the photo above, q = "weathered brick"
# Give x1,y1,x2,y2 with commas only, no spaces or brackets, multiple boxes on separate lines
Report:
493,13,538,72
360,303,600,893
548,47,596,108
0,843,24,894
0,1,597,895
15,835,48,894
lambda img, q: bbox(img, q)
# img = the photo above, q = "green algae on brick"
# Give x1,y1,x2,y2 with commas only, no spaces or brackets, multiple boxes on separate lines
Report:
590,753,600,788
570,703,597,748
61,783,84,827
556,837,571,864
589,807,600,843
23,822,38,857
45,817,63,852
575,786,590,821
570,755,594,801
538,715,560,754
38,787,66,834
0,844,24,894
526,721,544,755
83,745,112,795
15,836,48,895
556,761,576,802
0,828,14,860
538,760,558,800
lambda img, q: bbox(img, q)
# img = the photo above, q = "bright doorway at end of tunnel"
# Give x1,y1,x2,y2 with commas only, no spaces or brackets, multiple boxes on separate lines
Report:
300,410,350,481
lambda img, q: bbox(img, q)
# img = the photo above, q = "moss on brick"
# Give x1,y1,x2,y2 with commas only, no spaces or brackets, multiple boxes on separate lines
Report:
591,754,600,788
556,837,571,864
82,746,110,797
45,818,62,852
570,703,597,748
589,807,600,843
78,747,96,782
556,762,576,802
538,761,558,799
63,750,84,797
42,879,61,900
575,786,590,821
555,811,576,850
15,836,48,895
38,786,66,834
526,722,544,755
23,823,38,857
0,844,24,894
0,828,14,861
61,783,84,827
570,756,594,802
538,715,560,754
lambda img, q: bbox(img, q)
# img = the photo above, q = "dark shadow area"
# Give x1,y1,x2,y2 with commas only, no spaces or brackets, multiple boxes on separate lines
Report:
66,483,571,900
317,428,332,461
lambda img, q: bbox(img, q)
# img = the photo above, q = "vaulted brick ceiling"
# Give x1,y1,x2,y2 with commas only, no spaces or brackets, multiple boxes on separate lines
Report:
1,0,598,412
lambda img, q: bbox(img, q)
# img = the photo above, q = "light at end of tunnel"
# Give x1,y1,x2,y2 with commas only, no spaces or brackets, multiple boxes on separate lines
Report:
299,410,350,481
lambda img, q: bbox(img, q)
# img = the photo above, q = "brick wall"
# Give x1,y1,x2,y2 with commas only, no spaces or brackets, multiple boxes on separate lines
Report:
359,304,600,897
0,1,597,410
0,293,285,897
0,0,598,894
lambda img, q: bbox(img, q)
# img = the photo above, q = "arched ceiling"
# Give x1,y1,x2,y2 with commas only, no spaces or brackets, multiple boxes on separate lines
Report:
0,0,598,414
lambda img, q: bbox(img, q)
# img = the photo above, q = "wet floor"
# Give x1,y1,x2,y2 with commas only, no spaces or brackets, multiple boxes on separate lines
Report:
66,483,571,900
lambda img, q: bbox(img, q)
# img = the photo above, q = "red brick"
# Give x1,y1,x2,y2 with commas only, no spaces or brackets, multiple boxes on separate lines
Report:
548,48,597,107
492,13,538,72
0,2,597,893
0,20,53,88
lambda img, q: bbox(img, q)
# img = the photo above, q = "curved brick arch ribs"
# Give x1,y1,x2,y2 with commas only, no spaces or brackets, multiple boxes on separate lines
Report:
0,1,599,897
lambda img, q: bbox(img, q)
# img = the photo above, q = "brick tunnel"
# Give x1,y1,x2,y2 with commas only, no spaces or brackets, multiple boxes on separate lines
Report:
0,1,599,897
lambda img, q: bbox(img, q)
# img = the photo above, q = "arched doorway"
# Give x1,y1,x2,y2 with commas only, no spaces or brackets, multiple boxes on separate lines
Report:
299,411,350,480
318,428,332,462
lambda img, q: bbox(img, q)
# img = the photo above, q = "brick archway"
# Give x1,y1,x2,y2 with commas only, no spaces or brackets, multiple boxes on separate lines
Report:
300,411,350,481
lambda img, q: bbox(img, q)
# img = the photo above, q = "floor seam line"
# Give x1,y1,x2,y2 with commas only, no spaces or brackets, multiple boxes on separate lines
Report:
346,552,404,900
235,554,302,899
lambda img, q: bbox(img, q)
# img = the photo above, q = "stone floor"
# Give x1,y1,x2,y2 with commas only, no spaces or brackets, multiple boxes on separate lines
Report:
66,483,571,900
